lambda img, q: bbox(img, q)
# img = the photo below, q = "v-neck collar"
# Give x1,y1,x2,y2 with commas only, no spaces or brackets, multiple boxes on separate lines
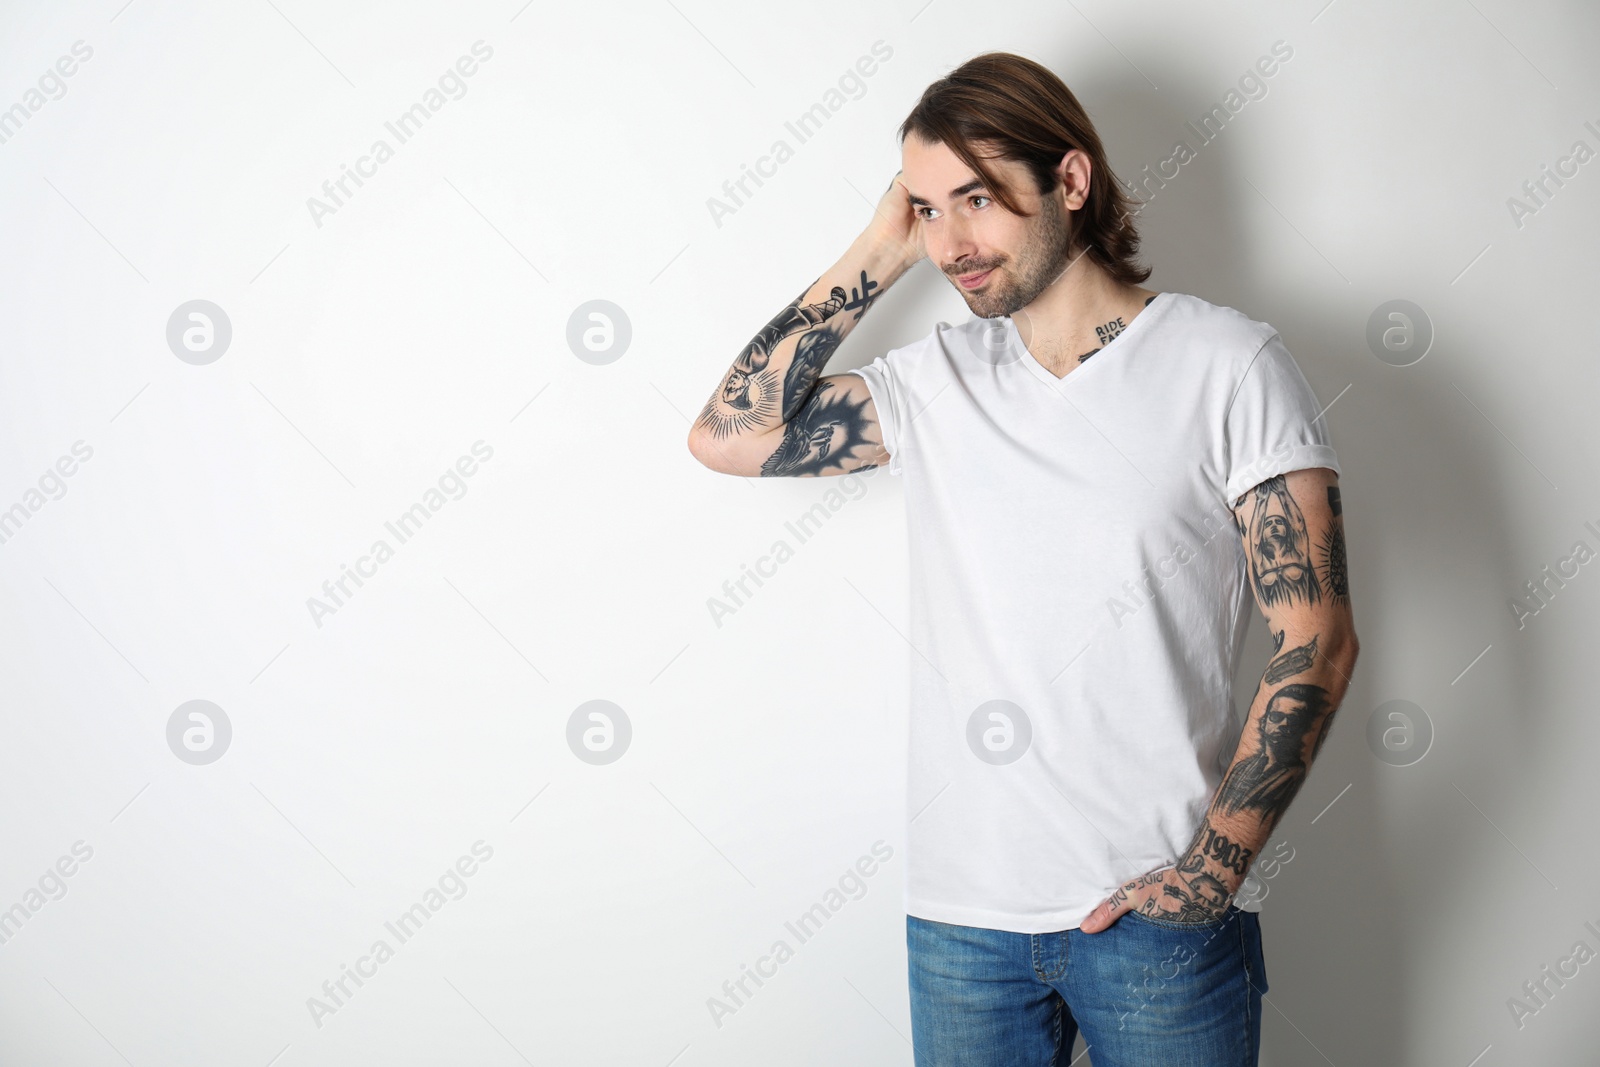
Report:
1004,291,1173,390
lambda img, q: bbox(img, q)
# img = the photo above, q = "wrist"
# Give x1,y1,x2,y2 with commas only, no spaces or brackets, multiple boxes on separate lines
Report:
853,226,921,278
1175,838,1249,906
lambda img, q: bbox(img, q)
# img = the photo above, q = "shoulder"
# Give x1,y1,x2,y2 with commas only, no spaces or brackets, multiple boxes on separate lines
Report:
1154,292,1280,365
861,316,993,381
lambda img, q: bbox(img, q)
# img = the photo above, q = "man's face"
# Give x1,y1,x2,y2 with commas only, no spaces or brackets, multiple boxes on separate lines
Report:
1260,693,1311,760
900,134,1074,319
720,368,751,405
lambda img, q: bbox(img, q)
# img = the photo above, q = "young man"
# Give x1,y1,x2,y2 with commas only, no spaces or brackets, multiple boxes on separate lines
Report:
688,52,1358,1066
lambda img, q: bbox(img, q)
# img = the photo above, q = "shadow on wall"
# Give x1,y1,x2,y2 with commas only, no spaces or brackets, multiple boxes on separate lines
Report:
1087,51,1529,1067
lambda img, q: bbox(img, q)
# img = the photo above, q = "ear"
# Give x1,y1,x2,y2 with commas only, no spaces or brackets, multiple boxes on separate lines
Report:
1057,149,1091,211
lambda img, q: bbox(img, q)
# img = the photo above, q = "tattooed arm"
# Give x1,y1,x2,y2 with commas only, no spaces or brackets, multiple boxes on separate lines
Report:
1081,467,1359,929
687,178,922,478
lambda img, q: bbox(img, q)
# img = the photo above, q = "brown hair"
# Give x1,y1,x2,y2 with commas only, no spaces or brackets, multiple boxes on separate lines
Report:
899,52,1150,285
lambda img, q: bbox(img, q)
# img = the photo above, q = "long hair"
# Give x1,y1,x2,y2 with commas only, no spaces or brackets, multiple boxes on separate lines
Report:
899,52,1150,285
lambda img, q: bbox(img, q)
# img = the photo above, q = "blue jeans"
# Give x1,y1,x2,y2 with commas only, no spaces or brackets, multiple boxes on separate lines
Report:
907,906,1268,1066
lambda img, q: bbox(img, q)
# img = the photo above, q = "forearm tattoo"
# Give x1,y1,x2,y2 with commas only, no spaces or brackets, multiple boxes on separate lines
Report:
1264,634,1318,684
1156,472,1354,922
1184,826,1255,876
1215,681,1332,830
781,326,842,422
696,281,847,439
1170,679,1335,919
1156,822,1260,923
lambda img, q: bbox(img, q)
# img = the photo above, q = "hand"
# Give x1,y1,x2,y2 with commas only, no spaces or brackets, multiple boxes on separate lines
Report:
1079,864,1234,933
864,171,924,267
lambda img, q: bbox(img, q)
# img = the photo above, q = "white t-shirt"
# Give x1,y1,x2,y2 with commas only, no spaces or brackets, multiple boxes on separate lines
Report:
847,291,1340,934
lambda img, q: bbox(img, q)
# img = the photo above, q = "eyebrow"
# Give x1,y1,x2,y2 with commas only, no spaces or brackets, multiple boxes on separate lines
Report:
905,178,987,207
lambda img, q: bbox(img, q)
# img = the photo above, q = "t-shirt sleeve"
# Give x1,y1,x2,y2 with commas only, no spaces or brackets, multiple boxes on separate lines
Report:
845,353,906,476
1222,333,1341,509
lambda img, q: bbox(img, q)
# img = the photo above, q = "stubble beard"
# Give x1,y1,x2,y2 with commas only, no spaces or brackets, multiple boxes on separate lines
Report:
959,191,1077,320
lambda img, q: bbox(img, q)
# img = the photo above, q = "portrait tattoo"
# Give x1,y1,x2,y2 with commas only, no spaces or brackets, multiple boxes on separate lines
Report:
697,284,848,437
1216,682,1332,829
1243,476,1320,610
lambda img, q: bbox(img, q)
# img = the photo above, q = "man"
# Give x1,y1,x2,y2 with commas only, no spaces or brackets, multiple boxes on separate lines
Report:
688,51,1358,1066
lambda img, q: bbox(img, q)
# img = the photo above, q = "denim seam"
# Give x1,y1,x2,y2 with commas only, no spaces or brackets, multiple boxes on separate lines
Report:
1032,932,1066,982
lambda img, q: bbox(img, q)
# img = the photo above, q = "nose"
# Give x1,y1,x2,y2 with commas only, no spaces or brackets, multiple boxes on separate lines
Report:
934,214,980,275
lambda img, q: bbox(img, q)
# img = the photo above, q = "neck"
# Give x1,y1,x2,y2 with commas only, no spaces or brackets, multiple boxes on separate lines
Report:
1010,249,1150,371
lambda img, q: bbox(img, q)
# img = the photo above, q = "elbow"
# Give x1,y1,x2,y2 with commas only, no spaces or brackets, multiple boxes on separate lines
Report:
686,428,716,472
686,428,736,476
1327,622,1360,679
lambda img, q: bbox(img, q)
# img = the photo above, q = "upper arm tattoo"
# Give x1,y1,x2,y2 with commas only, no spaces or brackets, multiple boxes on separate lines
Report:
1320,486,1350,605
1235,472,1352,614
1236,475,1321,611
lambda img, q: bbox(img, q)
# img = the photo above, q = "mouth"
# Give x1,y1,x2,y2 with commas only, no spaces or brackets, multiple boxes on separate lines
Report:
955,268,995,290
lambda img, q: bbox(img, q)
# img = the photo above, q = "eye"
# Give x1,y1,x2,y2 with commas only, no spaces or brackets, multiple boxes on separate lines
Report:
969,195,991,210
914,205,939,221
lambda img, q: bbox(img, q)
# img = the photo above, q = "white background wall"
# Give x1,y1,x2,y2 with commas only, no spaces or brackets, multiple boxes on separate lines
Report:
1,0,1597,1063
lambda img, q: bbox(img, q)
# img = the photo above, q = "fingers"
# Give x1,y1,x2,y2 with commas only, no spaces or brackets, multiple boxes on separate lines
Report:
1082,871,1159,933
1079,895,1125,934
